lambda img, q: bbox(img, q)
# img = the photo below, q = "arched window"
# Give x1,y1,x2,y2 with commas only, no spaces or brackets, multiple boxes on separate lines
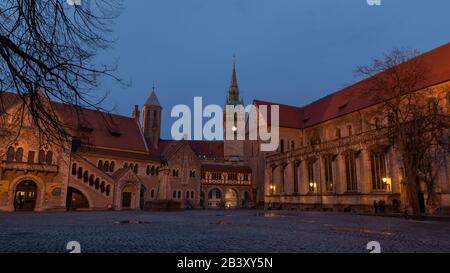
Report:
371,151,387,190
109,161,115,172
146,165,150,175
133,164,138,174
336,127,341,139
348,125,353,136
92,178,98,187
45,151,53,165
38,150,45,164
208,188,221,199
151,166,155,176
6,147,15,161
124,162,128,169
89,175,94,185
129,163,134,170
191,191,194,199
15,147,24,162
95,180,101,190
307,160,316,192
100,181,106,193
173,190,177,199
345,151,358,192
373,117,381,129
186,191,190,199
103,161,109,173
151,189,155,198
77,167,83,179
72,163,77,175
98,160,103,169
83,171,89,183
106,185,111,196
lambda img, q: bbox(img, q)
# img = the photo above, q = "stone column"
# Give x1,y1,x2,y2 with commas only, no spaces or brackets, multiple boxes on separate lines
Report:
337,154,346,194
359,149,371,194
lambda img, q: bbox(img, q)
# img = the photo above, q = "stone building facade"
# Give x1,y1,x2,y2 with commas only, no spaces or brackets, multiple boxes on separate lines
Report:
1,42,449,214
260,43,450,214
0,64,254,212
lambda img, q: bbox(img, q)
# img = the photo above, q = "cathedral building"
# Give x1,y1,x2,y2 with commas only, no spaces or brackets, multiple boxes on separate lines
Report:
0,63,253,212
256,43,450,214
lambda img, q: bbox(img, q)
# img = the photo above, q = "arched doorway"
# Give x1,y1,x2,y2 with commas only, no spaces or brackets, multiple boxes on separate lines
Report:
14,180,37,211
66,187,89,211
225,188,238,209
207,188,222,208
122,184,135,209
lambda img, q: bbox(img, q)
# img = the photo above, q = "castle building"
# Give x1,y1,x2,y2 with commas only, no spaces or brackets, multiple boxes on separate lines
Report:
1,43,449,214
0,63,253,212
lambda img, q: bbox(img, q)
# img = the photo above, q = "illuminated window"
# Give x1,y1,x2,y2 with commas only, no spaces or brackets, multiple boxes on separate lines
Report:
307,160,316,192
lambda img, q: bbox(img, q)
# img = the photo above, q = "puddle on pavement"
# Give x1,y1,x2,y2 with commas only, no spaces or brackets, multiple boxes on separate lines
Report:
114,220,150,224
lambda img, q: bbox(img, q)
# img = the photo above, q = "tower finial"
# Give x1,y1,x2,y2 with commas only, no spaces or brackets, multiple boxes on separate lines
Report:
152,81,156,92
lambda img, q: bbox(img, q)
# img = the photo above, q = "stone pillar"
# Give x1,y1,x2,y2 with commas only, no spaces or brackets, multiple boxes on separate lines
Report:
337,154,346,194
293,160,300,194
359,149,371,194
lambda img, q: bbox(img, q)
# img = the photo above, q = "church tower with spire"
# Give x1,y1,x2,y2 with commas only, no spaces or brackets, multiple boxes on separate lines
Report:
223,57,245,161
142,85,162,149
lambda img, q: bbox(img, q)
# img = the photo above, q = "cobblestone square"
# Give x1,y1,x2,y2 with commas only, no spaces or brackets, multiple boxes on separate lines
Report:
1,210,449,253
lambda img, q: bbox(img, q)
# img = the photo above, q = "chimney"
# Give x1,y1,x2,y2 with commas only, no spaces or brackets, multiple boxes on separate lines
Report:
132,105,140,123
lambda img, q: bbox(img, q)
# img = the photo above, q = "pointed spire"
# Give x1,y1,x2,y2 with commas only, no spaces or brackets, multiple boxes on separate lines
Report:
225,55,243,106
144,84,161,107
230,54,238,88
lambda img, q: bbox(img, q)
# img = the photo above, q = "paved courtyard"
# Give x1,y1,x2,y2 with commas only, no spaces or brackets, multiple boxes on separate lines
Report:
0,210,449,253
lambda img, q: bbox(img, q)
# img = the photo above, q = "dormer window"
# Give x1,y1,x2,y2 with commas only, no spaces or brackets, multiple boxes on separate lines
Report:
338,103,348,110
110,131,121,137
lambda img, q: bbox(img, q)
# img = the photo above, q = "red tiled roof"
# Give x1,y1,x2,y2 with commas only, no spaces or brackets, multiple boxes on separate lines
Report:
54,103,148,153
252,100,303,129
186,140,224,158
74,146,159,161
254,42,450,129
201,164,252,173
0,92,148,153
153,139,224,159
0,91,20,113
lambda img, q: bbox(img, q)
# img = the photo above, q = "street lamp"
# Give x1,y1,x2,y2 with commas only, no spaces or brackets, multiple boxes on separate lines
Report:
269,184,276,194
383,177,392,191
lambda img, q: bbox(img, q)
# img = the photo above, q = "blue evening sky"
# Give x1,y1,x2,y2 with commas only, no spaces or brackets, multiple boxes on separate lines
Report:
96,0,450,139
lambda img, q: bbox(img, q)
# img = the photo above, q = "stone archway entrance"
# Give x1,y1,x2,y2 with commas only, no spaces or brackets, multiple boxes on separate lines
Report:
66,187,90,211
122,184,135,209
225,188,238,209
207,188,222,208
14,180,37,211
